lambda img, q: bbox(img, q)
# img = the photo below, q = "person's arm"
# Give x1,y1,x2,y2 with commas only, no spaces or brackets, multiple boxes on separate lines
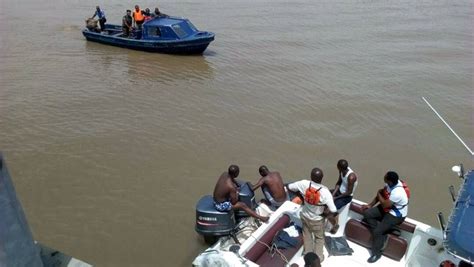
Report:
91,11,97,19
377,189,392,209
250,177,265,192
286,181,299,194
332,175,342,197
325,193,338,214
229,186,239,205
362,188,382,210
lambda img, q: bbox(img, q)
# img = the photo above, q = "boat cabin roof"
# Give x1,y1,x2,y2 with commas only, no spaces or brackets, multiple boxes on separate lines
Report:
143,17,199,39
144,17,188,27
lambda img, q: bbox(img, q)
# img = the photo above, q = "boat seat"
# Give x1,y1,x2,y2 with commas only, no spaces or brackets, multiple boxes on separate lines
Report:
244,214,303,267
350,202,416,233
344,218,408,261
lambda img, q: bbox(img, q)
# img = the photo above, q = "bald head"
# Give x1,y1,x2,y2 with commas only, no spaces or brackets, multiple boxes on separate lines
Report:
310,168,324,183
228,165,239,178
259,165,269,176
337,159,348,171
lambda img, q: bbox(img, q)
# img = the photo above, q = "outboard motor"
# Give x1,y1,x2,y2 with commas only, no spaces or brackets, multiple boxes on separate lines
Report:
235,181,257,221
195,181,257,244
195,195,236,244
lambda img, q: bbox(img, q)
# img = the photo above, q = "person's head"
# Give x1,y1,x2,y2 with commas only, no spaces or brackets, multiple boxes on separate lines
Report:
384,171,399,187
304,252,321,267
126,9,131,15
458,260,473,267
228,165,240,179
337,159,348,172
310,168,323,183
154,7,160,14
135,5,140,11
145,8,150,14
259,165,269,177
96,6,100,11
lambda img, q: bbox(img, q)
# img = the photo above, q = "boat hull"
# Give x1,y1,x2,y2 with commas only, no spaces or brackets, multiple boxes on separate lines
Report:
82,29,214,54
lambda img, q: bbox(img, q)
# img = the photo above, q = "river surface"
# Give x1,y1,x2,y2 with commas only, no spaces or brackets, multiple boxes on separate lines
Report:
0,0,472,266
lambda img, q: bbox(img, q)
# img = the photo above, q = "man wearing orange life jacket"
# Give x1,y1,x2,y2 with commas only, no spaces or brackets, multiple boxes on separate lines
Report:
287,168,337,263
132,5,145,30
362,171,409,263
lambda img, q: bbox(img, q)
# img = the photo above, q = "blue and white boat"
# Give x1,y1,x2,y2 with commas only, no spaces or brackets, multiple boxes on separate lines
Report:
82,16,215,54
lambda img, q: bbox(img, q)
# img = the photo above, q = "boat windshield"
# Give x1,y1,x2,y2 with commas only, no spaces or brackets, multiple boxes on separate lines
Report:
172,24,188,38
186,20,198,32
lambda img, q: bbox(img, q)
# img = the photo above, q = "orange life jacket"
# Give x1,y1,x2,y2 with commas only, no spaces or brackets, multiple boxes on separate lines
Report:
133,9,144,22
382,180,410,212
304,181,322,205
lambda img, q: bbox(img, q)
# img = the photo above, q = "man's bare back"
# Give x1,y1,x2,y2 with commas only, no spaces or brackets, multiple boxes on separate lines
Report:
213,165,269,222
213,172,238,204
262,172,287,202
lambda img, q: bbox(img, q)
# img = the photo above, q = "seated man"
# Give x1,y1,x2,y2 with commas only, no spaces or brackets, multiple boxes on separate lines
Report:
362,171,409,263
331,159,358,228
251,165,288,209
152,7,168,18
213,165,269,222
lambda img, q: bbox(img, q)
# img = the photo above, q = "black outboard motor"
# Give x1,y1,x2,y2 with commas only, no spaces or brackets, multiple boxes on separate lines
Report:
195,181,256,244
235,181,257,221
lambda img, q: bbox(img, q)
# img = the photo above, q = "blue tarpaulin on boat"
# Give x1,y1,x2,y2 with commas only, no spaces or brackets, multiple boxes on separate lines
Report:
444,170,474,263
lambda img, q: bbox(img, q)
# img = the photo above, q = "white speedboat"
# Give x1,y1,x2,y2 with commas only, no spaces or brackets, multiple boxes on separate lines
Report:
193,167,474,267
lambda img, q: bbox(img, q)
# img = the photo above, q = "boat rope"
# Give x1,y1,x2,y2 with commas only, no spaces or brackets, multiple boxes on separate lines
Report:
422,97,474,156
248,234,289,264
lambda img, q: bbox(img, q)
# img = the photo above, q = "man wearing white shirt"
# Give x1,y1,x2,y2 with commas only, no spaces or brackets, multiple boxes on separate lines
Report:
362,171,409,263
287,168,338,263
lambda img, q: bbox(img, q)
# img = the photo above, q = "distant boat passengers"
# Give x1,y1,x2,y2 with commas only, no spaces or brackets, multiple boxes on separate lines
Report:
122,10,133,37
89,5,168,37
132,5,145,30
91,6,106,31
152,7,168,18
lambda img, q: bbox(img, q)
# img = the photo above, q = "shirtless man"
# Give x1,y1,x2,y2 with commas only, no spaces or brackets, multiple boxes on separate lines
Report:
251,165,288,209
213,165,269,222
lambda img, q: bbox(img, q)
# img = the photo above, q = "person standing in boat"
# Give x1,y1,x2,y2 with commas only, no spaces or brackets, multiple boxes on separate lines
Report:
330,159,358,229
143,8,152,22
122,10,133,38
91,6,106,32
151,7,168,18
287,168,338,263
362,171,409,263
132,5,145,30
250,165,289,210
213,165,269,222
